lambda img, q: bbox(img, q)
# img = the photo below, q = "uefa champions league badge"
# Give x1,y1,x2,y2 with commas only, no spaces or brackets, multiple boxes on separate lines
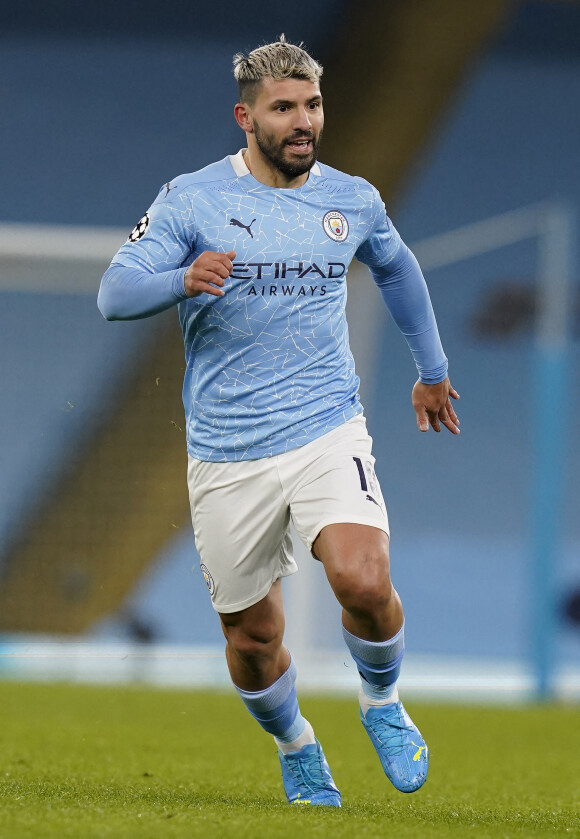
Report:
128,211,150,242
200,563,215,596
322,210,349,242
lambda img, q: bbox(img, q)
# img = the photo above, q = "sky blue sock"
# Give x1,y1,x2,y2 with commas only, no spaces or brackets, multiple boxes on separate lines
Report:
234,657,306,743
342,623,405,700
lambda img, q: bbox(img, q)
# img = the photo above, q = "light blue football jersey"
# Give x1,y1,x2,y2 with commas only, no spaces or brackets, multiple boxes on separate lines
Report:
111,150,408,462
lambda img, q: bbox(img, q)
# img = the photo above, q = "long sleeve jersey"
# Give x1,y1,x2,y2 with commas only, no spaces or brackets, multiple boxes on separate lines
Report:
98,150,447,461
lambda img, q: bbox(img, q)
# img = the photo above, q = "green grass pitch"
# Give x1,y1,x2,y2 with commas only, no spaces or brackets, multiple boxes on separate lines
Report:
0,681,578,838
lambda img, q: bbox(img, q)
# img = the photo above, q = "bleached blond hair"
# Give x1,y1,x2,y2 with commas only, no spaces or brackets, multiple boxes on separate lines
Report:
233,35,323,104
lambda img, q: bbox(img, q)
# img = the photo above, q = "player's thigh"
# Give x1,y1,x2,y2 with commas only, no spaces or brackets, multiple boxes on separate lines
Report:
187,456,296,614
287,415,390,553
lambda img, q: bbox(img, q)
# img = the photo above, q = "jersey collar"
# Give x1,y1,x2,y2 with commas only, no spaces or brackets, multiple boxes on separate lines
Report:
228,149,321,180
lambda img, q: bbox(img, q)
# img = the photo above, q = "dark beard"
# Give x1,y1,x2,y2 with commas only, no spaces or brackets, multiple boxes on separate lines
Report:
253,121,322,179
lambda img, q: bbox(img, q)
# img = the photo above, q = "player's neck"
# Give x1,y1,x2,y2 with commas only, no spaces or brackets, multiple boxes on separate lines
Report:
242,148,310,189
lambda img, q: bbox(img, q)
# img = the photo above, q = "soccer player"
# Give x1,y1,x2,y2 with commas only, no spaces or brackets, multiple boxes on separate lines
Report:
98,36,459,807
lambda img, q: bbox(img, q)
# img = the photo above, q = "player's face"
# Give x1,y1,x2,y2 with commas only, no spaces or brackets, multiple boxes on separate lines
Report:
249,78,324,179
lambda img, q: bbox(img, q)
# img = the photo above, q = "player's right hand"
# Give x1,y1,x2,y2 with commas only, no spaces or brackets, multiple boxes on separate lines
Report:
184,250,236,297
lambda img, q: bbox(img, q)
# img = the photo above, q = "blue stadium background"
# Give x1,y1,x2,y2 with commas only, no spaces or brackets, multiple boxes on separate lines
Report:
1,1,579,682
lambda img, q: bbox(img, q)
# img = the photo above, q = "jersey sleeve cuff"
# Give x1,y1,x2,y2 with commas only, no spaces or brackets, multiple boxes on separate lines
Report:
172,267,189,301
418,361,448,385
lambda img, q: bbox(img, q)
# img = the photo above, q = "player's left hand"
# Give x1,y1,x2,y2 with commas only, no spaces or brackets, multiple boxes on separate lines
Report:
412,377,460,434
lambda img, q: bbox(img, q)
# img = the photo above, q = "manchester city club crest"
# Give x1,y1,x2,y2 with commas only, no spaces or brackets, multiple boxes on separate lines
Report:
322,210,349,242
200,563,215,596
128,211,150,242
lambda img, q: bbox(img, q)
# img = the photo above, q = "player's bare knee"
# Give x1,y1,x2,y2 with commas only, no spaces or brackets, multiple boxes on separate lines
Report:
345,578,394,619
331,548,393,615
223,620,283,666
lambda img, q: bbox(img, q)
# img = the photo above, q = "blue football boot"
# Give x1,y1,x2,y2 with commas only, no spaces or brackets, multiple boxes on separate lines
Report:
360,701,428,793
278,739,342,806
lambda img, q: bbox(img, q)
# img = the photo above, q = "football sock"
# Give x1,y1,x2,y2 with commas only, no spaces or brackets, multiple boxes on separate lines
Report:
275,719,316,755
235,656,313,748
342,623,405,711
357,685,399,716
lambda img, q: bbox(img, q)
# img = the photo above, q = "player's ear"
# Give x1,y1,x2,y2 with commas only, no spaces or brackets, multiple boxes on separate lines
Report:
234,102,254,134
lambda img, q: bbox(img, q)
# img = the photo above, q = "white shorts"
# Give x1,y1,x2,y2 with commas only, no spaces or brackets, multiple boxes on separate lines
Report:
187,414,389,614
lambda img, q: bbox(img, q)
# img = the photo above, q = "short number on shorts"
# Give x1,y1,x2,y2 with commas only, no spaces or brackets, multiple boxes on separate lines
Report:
353,456,381,508
353,456,368,491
